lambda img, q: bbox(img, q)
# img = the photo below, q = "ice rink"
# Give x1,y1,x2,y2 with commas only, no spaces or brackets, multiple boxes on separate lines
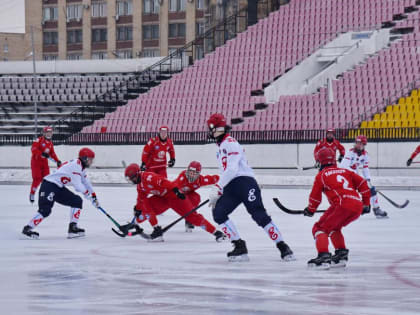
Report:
1,184,420,315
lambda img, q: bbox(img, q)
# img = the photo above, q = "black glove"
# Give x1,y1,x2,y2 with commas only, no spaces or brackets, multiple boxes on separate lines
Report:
41,152,50,159
140,162,147,171
172,187,185,200
150,225,163,239
362,205,371,215
407,158,413,167
315,161,320,169
133,206,142,218
303,207,314,217
338,155,344,163
56,160,62,167
168,158,175,167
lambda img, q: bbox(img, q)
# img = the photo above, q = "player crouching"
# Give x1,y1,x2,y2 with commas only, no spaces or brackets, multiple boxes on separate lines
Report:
304,147,371,269
22,148,100,239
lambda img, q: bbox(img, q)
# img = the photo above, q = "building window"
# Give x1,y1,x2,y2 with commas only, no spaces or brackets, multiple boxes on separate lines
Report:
92,28,107,42
43,55,58,61
196,22,205,36
116,0,133,16
43,7,58,21
142,49,160,57
195,45,204,59
3,43,8,53
169,23,186,38
143,0,160,14
43,32,58,45
67,54,82,60
92,2,107,17
196,0,204,9
117,26,133,41
92,52,108,59
143,25,159,40
66,4,83,21
169,0,186,12
115,50,133,59
67,29,83,44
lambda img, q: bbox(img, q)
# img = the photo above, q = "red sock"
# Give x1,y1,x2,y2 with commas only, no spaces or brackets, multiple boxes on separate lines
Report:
315,232,329,253
330,230,346,249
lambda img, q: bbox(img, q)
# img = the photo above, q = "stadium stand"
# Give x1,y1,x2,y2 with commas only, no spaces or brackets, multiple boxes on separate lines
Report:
81,0,419,135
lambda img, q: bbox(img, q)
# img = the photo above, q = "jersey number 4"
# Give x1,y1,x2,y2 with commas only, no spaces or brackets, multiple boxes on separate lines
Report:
336,175,352,190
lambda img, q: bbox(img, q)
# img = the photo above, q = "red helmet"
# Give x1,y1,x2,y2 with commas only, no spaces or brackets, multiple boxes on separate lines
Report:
356,135,368,145
159,126,169,132
326,128,335,134
125,163,141,184
207,113,227,129
43,126,53,133
79,147,95,159
316,147,336,166
188,161,202,173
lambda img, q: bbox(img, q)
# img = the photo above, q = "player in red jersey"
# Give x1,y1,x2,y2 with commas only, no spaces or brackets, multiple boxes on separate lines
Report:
406,145,420,166
173,161,220,232
313,129,345,165
30,126,62,203
304,147,371,269
124,163,225,242
141,126,175,178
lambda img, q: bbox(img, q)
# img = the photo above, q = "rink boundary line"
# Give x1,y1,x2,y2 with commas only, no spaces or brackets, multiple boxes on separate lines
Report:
386,256,420,289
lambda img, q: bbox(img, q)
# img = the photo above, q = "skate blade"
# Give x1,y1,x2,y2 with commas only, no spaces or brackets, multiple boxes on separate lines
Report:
282,254,297,262
228,254,250,262
147,237,164,242
215,236,227,243
67,232,85,239
21,234,39,240
375,215,389,219
185,228,193,233
307,263,330,270
331,261,347,268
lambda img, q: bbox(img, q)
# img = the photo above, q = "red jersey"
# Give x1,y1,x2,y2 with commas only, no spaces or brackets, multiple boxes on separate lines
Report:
31,136,59,163
313,139,345,160
409,145,420,160
172,170,219,194
141,136,175,169
308,166,370,213
135,171,174,209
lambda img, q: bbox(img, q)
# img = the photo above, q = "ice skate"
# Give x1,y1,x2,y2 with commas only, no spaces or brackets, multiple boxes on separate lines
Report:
373,207,389,219
185,221,194,233
29,194,35,203
331,249,349,268
148,226,164,242
307,252,331,270
22,225,39,239
277,241,296,261
227,239,249,262
67,222,85,238
214,230,226,242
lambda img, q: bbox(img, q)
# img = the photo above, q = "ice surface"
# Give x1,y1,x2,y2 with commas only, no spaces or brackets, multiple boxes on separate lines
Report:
1,184,420,315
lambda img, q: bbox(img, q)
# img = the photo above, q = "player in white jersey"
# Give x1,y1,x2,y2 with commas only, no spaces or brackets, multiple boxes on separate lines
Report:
206,113,295,262
339,135,388,219
22,148,100,239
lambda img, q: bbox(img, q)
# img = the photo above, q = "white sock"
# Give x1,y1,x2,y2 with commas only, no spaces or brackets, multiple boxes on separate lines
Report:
371,195,380,208
70,208,81,224
219,219,240,241
263,221,284,243
28,213,44,228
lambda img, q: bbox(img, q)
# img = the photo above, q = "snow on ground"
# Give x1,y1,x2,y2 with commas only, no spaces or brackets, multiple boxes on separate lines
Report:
1,184,420,315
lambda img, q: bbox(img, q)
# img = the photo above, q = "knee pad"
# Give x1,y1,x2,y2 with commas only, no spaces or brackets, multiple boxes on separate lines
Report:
212,208,228,225
74,195,83,209
38,207,52,218
250,211,272,228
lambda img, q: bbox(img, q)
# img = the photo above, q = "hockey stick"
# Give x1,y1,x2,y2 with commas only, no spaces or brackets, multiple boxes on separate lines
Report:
273,198,327,215
111,217,151,240
296,164,317,171
160,199,209,235
377,191,409,209
96,206,131,237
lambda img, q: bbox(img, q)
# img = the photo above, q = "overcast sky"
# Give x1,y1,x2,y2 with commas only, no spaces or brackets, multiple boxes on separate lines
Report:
0,0,25,33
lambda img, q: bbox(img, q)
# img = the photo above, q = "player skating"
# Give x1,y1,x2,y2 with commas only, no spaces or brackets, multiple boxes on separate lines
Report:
29,126,62,203
406,145,420,166
314,128,345,166
339,135,388,218
124,163,225,242
304,147,371,269
22,148,99,239
141,126,175,178
206,113,295,262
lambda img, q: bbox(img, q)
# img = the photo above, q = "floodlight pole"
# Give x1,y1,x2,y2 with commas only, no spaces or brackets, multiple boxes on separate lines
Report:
30,25,38,138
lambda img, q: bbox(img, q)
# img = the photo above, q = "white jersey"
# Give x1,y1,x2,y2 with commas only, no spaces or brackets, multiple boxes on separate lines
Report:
216,134,255,188
339,148,371,180
44,159,94,197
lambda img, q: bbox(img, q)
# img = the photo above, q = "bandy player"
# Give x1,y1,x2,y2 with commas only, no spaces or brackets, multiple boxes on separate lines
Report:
339,135,388,218
22,148,99,239
206,113,295,262
304,147,371,269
